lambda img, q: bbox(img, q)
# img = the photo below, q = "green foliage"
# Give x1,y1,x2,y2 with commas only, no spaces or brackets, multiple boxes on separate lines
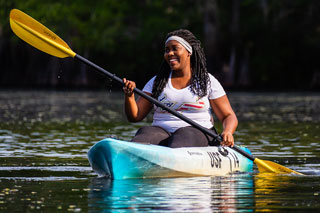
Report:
0,0,319,89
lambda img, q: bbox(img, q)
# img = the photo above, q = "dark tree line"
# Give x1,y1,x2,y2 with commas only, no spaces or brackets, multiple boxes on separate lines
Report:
0,0,319,90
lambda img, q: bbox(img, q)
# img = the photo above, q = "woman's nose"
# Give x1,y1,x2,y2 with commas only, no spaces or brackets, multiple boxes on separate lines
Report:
167,50,174,56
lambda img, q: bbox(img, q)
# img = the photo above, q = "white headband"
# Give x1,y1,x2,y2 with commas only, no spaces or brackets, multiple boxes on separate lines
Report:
165,36,193,55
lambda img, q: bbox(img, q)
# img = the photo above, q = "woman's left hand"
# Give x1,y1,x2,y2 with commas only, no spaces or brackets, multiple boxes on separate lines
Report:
221,131,234,147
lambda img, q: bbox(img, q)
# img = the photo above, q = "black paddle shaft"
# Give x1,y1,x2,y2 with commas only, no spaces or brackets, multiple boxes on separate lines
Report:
75,54,256,161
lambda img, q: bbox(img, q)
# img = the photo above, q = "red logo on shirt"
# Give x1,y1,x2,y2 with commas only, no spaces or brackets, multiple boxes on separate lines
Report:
158,94,205,113
176,101,205,111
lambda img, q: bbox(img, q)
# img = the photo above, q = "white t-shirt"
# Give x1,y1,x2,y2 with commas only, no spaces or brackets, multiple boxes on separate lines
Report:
143,72,226,133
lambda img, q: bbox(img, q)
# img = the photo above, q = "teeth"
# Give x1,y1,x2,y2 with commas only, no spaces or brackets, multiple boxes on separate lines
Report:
170,59,178,62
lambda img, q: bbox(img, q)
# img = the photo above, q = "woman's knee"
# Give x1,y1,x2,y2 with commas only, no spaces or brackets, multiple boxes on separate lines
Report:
168,126,209,148
131,126,170,145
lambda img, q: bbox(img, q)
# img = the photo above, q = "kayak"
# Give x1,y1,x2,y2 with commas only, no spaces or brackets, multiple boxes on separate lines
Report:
88,138,253,179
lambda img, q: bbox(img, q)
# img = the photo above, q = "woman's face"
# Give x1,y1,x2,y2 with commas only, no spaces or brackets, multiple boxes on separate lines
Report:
164,40,191,71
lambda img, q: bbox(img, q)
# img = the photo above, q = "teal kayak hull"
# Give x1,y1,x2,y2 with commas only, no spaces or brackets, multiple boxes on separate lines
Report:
88,138,253,179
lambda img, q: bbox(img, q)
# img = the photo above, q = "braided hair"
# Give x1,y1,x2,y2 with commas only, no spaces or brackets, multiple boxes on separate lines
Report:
151,29,210,99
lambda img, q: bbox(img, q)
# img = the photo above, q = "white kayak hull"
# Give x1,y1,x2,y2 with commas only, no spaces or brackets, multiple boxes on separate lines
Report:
88,138,253,179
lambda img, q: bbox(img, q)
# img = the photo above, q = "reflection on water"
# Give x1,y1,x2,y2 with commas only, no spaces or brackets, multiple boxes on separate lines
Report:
0,90,319,211
88,175,254,212
88,173,320,212
254,173,320,211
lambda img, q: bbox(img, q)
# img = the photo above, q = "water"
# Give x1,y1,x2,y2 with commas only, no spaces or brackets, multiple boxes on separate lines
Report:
0,90,319,212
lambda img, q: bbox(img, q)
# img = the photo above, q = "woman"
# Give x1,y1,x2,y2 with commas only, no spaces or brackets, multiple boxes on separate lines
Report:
123,29,237,148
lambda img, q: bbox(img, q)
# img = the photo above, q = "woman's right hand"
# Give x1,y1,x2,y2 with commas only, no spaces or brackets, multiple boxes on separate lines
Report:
123,78,153,122
123,78,136,97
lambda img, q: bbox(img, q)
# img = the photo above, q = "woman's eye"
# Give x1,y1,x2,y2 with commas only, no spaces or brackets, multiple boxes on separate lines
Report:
164,45,179,53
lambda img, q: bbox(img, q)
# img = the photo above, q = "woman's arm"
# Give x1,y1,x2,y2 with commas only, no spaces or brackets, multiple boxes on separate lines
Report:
209,95,238,147
123,78,153,122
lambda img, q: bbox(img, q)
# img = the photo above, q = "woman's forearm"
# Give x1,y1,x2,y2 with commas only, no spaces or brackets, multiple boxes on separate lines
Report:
124,94,140,122
222,112,238,134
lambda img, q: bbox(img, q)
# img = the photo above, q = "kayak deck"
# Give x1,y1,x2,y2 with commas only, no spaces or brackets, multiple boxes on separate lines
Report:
88,138,253,179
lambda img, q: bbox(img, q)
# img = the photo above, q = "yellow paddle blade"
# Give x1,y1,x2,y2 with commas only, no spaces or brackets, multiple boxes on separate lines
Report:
254,158,304,175
10,9,76,58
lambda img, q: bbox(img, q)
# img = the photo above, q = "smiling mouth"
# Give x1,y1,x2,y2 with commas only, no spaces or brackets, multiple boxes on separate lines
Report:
169,58,178,63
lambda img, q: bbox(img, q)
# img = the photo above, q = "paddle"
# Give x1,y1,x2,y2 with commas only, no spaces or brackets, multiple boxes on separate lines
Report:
9,9,303,175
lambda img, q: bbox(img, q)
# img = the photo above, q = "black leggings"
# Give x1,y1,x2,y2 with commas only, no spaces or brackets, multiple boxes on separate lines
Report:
131,126,217,148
